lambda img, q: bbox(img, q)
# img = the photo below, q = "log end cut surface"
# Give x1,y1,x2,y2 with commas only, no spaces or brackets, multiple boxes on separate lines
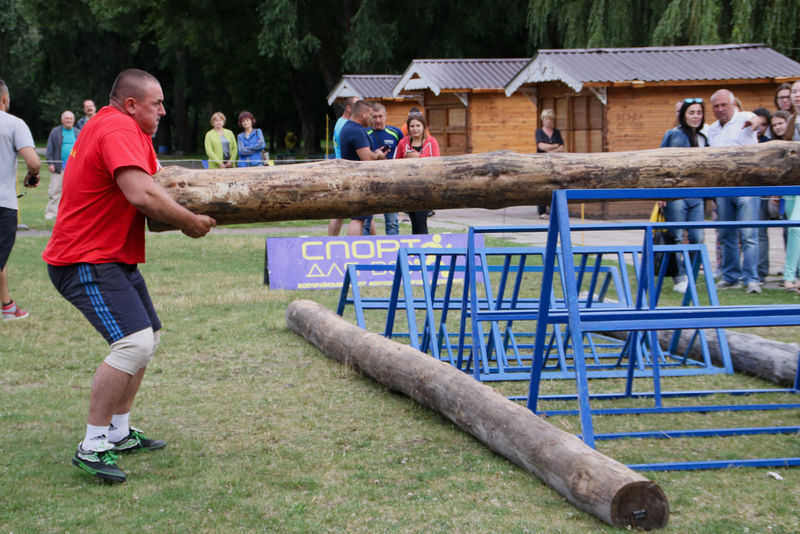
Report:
611,480,669,530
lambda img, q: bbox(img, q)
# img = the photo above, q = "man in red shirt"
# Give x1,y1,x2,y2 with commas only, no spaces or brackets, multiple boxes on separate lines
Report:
43,69,215,482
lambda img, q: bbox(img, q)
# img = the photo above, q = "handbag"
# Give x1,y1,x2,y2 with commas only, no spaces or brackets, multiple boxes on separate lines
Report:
650,203,679,278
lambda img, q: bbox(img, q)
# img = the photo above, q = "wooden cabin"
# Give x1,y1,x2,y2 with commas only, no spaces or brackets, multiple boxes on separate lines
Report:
326,75,416,132
505,43,800,217
391,58,535,155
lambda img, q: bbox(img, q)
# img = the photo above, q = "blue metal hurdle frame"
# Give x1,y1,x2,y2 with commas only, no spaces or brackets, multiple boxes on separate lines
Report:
517,185,800,470
339,247,639,381
457,240,732,382
340,238,731,384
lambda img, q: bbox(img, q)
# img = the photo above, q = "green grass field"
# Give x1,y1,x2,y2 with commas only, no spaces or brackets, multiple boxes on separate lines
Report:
2,167,800,532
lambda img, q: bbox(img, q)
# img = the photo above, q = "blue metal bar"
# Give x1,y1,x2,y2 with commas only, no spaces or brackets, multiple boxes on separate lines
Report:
628,458,800,472
527,196,563,414
553,190,597,446
560,185,800,200
507,386,799,403
593,426,800,441
539,403,800,417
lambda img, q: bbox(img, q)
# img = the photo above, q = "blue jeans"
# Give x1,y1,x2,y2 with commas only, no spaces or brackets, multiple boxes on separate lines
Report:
384,212,399,235
664,198,704,278
362,213,399,235
716,196,759,285
758,198,770,280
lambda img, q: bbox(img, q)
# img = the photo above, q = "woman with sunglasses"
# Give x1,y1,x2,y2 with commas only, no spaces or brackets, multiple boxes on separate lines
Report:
659,98,708,293
394,112,440,234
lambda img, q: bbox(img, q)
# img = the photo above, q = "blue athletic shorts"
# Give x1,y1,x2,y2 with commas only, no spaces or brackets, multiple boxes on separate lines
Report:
351,215,372,221
0,207,17,271
47,263,161,344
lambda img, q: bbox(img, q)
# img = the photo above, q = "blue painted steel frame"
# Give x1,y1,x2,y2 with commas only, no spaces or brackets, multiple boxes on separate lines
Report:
340,246,704,381
520,185,800,470
339,241,734,383
336,185,800,470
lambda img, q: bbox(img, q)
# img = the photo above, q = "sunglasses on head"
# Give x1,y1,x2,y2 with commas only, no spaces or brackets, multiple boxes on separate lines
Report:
684,98,703,103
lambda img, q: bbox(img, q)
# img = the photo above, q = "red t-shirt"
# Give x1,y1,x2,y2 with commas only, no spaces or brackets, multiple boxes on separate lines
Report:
43,106,159,266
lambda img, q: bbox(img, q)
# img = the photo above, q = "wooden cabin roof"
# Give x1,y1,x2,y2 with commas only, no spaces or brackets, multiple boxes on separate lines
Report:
505,43,800,96
326,75,402,105
392,58,529,99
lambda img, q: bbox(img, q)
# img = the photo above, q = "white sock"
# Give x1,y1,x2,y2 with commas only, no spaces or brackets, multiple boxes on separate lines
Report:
83,424,110,450
108,413,130,442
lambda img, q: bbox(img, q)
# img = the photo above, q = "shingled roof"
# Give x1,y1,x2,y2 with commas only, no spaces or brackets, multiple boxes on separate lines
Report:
326,75,403,105
393,58,530,98
505,43,800,96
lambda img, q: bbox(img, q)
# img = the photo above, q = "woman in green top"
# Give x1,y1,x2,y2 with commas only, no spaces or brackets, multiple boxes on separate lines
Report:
204,111,237,169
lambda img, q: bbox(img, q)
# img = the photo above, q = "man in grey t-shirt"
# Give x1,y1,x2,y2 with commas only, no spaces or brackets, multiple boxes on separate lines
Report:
0,79,42,320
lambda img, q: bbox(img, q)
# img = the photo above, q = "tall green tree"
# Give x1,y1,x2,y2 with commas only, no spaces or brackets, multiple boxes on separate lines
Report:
526,0,800,61
258,0,358,152
0,0,43,129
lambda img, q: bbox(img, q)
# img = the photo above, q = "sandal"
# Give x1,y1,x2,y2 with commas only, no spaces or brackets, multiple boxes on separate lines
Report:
782,280,799,290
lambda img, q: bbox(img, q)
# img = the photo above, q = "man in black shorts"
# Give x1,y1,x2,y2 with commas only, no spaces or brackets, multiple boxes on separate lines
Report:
0,78,41,321
42,69,216,482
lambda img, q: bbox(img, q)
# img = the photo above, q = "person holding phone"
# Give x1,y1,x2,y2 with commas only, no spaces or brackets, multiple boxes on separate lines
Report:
341,100,387,236
393,111,440,234
364,103,404,235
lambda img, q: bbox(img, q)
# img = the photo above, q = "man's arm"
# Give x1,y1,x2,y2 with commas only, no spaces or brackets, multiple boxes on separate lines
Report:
356,146,386,161
537,142,564,152
18,146,41,174
46,129,58,172
18,146,41,187
116,167,215,238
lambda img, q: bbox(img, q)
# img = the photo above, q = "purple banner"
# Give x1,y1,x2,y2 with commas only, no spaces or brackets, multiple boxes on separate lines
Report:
266,233,483,290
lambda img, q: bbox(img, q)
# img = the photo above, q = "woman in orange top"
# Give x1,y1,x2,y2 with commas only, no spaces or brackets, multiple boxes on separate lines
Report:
394,112,440,234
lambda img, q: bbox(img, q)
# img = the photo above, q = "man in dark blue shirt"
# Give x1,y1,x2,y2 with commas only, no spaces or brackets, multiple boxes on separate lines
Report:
364,103,403,235
340,100,386,235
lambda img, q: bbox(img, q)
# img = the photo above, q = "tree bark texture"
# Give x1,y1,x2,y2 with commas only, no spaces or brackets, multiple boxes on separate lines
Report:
286,299,670,530
609,329,799,386
149,142,800,231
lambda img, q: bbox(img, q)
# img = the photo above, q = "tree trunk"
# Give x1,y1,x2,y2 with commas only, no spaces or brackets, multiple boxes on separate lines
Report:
286,299,670,530
172,46,191,154
289,67,318,155
148,142,800,231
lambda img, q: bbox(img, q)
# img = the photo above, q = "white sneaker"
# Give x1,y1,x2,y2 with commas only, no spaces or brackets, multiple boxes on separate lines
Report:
745,281,762,294
716,279,742,290
673,279,688,293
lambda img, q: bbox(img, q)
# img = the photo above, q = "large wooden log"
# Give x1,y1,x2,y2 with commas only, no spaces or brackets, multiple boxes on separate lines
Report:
149,142,800,231
286,299,669,530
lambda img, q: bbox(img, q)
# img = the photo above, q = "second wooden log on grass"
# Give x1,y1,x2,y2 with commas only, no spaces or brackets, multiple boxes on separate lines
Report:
286,299,669,530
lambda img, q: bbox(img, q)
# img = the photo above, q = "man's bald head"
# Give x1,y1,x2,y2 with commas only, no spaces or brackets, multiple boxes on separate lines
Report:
711,89,735,106
109,69,160,105
108,69,165,135
711,89,737,125
60,110,75,129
